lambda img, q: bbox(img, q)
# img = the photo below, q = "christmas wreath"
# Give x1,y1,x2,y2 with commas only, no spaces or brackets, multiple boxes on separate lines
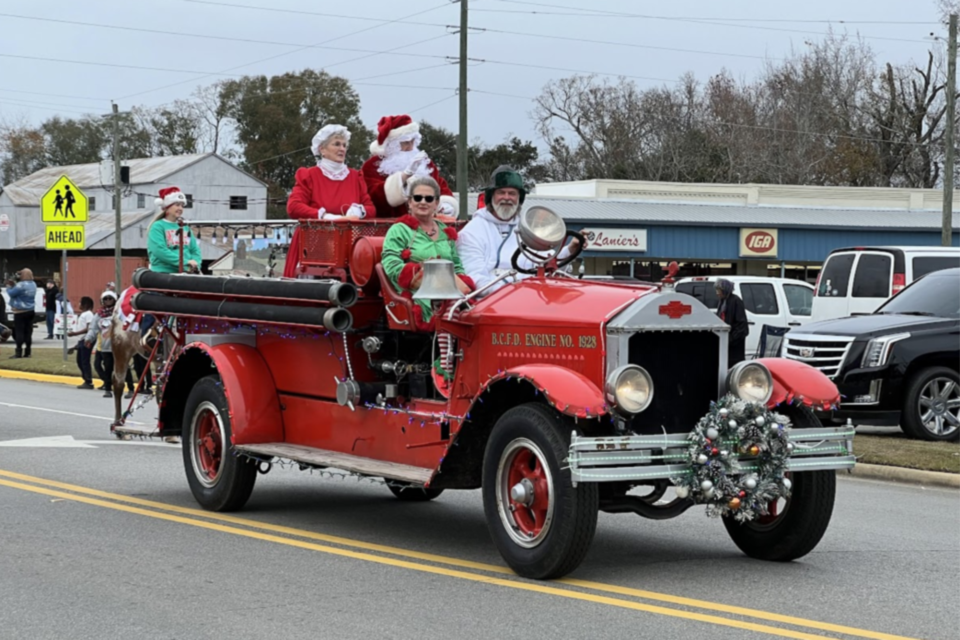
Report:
674,394,794,521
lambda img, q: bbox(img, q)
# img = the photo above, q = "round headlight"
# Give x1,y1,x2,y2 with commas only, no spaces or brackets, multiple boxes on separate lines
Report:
605,365,654,415
518,206,566,252
727,362,773,404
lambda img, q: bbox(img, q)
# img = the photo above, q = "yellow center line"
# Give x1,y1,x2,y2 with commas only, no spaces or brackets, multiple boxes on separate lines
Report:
0,469,921,640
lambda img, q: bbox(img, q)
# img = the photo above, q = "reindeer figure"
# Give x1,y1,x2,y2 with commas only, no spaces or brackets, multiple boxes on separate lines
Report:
108,288,173,441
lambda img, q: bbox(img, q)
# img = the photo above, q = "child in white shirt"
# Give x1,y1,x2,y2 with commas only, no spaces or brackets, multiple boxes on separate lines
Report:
69,296,96,389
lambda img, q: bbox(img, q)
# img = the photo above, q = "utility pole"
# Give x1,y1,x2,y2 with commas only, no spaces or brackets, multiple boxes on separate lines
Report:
112,102,123,287
944,14,957,247
456,0,469,220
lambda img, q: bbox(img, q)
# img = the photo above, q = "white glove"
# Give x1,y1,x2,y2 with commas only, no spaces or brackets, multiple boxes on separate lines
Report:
403,151,429,176
345,203,366,219
438,201,455,216
317,207,326,219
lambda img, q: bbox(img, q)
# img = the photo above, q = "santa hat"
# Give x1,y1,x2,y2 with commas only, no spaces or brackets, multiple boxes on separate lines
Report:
100,290,117,301
369,114,420,156
311,124,351,156
155,186,187,211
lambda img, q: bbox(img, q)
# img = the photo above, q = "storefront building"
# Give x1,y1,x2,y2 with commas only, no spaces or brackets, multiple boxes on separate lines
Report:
528,180,959,282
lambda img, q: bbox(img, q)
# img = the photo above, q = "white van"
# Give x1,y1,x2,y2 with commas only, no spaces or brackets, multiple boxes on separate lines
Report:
812,246,960,322
675,276,815,357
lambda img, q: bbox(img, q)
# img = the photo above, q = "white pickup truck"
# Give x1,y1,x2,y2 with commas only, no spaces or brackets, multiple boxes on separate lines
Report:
675,276,815,357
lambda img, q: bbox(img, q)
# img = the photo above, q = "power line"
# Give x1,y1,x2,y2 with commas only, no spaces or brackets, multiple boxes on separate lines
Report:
0,53,242,76
116,2,452,101
0,88,107,102
0,99,93,115
487,1,939,24
474,27,777,60
182,0,456,28
472,7,935,44
480,88,946,148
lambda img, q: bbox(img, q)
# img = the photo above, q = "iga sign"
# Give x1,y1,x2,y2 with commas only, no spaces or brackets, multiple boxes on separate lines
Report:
739,228,778,257
581,228,647,252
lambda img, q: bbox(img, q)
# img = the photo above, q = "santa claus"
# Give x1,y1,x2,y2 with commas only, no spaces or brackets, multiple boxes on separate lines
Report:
361,114,458,219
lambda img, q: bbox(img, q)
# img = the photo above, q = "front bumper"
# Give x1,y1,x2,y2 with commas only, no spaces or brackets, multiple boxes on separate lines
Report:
567,426,856,485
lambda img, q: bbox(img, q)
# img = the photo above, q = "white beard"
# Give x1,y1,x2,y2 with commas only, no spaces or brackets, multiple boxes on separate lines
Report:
379,147,432,178
492,202,519,221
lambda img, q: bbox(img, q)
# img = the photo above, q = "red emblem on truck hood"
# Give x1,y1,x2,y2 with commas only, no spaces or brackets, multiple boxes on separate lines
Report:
659,300,692,319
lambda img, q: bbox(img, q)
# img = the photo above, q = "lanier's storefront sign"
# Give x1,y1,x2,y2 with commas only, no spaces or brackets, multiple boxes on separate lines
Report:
581,228,647,252
739,228,778,257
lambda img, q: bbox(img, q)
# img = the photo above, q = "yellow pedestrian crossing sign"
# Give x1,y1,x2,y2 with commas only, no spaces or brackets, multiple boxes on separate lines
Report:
41,175,88,223
45,225,85,250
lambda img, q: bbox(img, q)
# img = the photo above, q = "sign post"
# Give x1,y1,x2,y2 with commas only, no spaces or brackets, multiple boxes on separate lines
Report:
41,175,87,361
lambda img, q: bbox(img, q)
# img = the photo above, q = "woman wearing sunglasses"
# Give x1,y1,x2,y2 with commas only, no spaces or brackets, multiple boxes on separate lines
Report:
381,175,474,329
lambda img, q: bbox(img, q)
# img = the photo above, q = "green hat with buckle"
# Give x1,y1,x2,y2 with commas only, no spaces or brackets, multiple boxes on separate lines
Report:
484,165,527,211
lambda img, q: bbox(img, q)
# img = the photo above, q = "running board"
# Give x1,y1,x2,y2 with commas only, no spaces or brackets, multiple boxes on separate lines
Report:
567,426,856,485
234,443,435,485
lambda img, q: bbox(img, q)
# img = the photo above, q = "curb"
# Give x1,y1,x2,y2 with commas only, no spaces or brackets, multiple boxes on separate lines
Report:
0,368,86,387
846,463,959,489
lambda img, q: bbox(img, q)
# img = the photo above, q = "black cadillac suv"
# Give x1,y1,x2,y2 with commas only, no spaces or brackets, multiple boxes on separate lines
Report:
781,268,959,441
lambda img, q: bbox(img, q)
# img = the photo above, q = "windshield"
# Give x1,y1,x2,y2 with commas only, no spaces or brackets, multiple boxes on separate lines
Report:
877,271,960,319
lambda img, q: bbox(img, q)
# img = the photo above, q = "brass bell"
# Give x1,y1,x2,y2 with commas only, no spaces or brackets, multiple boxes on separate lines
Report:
413,259,464,301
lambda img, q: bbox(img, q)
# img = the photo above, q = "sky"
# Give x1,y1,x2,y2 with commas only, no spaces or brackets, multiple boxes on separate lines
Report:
0,0,952,158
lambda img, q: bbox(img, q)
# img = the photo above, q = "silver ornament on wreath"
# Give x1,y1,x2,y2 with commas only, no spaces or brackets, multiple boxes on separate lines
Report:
673,393,793,521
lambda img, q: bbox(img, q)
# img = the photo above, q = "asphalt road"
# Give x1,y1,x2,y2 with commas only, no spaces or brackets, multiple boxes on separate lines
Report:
1,377,957,640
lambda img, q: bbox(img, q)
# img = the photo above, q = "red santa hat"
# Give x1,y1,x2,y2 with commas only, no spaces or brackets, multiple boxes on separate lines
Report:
155,186,187,211
369,114,420,156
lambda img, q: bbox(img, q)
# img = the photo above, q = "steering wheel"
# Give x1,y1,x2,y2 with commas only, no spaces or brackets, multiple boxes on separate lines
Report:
511,230,587,275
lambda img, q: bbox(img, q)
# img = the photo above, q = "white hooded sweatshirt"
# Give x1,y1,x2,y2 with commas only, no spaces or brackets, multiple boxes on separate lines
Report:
457,207,572,295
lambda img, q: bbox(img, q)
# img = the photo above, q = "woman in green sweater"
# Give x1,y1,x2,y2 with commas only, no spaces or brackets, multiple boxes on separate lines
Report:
381,175,475,331
148,186,201,274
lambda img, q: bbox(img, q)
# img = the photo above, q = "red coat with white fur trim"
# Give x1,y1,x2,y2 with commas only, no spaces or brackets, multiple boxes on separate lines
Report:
361,156,458,219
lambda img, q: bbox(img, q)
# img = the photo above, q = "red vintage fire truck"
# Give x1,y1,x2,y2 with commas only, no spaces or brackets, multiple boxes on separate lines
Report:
128,207,854,579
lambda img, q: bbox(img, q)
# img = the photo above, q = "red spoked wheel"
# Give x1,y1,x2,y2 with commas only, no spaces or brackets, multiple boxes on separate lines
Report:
182,375,256,512
482,403,598,579
192,402,224,487
498,439,554,546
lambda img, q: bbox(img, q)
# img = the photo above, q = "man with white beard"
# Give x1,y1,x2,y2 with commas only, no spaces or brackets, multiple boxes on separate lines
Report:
458,165,579,295
361,114,458,219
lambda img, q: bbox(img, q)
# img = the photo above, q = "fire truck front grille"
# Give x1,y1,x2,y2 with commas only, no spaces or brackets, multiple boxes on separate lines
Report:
627,331,719,434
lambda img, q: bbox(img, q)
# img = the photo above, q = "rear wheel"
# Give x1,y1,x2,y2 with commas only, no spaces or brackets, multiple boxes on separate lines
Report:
722,405,836,562
387,482,444,501
182,375,257,511
901,367,960,442
482,403,598,579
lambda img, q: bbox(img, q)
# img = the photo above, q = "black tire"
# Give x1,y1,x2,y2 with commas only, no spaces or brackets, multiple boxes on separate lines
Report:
901,367,960,442
387,482,444,501
722,405,836,562
482,403,598,579
182,375,257,511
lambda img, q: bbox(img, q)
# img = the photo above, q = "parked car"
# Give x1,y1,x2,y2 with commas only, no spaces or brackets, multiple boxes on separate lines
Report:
675,276,815,357
783,268,959,441
812,246,960,323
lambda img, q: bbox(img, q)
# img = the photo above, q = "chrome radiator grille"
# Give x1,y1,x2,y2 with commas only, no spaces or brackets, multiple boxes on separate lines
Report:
782,334,854,379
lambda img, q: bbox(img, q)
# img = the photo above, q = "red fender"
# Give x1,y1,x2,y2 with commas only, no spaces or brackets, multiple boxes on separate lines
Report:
756,357,841,411
190,342,284,444
482,364,607,419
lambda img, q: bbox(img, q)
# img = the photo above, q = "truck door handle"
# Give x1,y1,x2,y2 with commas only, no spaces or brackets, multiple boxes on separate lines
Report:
788,322,801,326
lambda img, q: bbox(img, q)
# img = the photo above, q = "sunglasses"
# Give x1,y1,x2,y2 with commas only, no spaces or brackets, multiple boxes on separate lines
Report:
411,194,436,203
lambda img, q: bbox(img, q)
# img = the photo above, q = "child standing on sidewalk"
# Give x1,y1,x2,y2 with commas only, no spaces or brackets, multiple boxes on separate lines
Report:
70,296,95,389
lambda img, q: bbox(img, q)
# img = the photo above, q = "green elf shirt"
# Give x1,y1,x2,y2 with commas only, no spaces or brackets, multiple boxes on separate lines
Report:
381,215,475,326
148,218,202,273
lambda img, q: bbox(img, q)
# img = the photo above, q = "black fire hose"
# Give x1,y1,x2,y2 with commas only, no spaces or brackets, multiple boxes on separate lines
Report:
131,268,358,308
131,292,352,333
